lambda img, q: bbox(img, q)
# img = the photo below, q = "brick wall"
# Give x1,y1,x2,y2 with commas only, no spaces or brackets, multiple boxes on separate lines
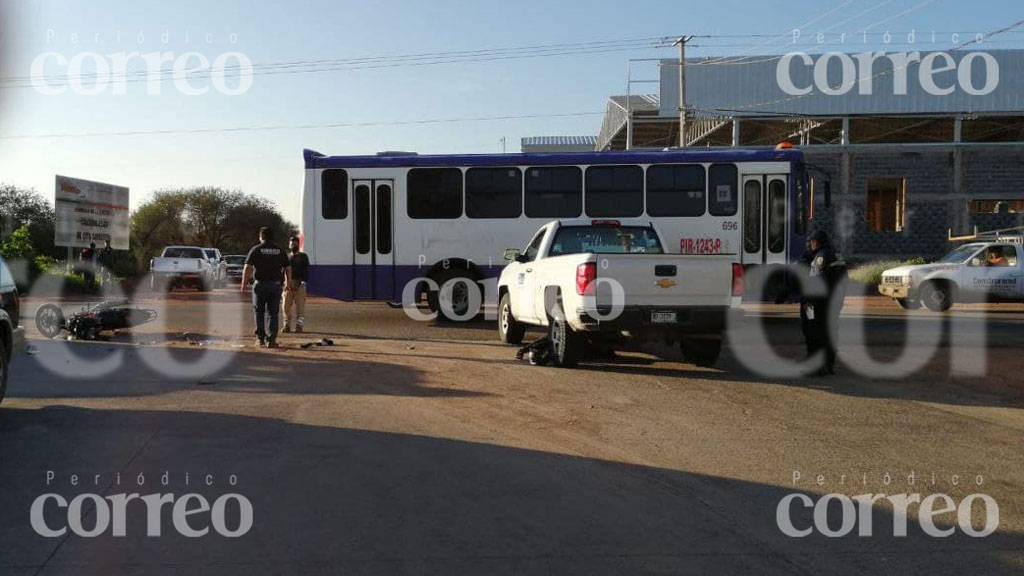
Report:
804,146,1024,261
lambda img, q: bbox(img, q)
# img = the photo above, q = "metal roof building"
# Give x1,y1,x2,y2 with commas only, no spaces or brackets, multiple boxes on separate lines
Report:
578,48,1024,260
520,135,598,153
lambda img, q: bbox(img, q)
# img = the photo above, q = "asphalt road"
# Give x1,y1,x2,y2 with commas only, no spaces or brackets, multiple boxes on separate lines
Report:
1,291,1023,575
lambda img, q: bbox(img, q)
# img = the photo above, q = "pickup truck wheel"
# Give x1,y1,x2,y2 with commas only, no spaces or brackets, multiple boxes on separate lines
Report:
498,293,526,345
0,338,8,406
549,309,582,368
896,298,921,310
681,338,722,368
920,283,953,312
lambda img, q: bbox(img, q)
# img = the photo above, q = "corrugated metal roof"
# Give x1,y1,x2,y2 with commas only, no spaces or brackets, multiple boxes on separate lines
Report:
520,136,598,147
610,94,661,113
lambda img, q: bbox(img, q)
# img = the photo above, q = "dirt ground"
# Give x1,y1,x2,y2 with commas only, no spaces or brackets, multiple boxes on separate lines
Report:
2,291,1023,575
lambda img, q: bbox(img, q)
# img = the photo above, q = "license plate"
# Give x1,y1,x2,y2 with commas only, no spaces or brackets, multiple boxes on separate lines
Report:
651,311,677,324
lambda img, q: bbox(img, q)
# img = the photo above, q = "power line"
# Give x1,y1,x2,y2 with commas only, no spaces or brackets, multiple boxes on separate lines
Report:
699,0,860,66
3,36,679,89
0,111,605,141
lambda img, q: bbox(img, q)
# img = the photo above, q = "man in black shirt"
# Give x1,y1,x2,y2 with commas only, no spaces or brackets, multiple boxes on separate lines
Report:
241,227,292,348
282,235,310,334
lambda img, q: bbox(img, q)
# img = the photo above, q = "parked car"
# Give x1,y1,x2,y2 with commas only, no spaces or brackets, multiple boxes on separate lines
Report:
879,230,1024,311
0,254,25,406
497,219,742,367
202,248,229,288
150,246,217,291
223,254,248,283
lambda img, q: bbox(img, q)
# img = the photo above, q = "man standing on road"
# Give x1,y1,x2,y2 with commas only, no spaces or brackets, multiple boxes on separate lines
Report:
799,230,847,377
98,240,115,286
80,242,97,288
241,227,292,348
282,235,310,334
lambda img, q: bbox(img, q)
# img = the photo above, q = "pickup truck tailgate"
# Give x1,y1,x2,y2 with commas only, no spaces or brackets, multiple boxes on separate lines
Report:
595,255,733,308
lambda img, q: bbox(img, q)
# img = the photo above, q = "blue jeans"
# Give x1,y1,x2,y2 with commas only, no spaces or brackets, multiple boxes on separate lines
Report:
253,281,283,342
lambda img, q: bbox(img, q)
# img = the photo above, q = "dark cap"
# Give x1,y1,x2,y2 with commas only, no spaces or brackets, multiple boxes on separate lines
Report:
289,235,300,243
809,230,831,245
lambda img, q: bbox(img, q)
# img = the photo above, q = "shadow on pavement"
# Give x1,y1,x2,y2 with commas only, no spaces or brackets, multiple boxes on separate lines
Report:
9,341,491,400
0,405,1020,575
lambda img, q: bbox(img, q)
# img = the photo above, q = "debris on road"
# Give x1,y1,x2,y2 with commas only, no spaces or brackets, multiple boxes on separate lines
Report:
300,338,335,349
515,336,552,366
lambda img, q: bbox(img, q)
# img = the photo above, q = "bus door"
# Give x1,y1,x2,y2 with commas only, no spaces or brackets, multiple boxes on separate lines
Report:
352,180,395,300
741,174,789,266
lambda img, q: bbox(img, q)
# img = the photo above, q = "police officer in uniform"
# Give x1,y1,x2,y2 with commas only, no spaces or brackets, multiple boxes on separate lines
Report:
241,227,292,348
800,230,847,376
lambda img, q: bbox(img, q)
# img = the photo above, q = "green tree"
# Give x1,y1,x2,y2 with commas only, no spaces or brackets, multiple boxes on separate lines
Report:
0,184,60,259
0,225,35,260
130,191,188,271
130,187,296,270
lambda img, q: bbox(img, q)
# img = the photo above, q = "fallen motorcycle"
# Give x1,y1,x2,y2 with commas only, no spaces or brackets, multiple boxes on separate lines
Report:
35,300,158,340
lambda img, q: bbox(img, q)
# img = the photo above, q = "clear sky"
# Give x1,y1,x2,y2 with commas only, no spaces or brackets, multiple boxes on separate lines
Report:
0,0,1020,224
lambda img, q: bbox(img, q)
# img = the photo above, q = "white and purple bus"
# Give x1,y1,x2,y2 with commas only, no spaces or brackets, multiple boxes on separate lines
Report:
300,147,811,319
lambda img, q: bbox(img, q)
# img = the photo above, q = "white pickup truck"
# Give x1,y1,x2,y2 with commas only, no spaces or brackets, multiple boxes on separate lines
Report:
879,234,1024,311
150,246,218,291
497,220,742,367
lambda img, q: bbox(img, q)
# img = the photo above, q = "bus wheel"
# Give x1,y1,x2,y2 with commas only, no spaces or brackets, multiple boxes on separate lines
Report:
428,270,477,322
498,293,525,345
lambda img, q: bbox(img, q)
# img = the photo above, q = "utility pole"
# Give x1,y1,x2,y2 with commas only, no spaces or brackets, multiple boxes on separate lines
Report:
675,35,693,148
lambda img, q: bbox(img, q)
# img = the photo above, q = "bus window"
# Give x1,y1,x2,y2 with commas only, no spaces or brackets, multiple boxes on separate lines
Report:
743,180,761,254
377,184,392,255
525,167,582,218
466,167,522,219
794,165,808,235
646,164,706,217
768,179,786,254
709,164,738,217
355,184,371,254
408,168,463,219
321,169,348,220
585,165,643,218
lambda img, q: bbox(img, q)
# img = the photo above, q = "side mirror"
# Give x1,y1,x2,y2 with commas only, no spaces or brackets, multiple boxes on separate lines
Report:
503,248,521,262
970,258,982,267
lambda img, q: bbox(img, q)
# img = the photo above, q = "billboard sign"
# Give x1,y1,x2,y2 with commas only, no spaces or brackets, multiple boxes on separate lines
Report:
54,175,130,249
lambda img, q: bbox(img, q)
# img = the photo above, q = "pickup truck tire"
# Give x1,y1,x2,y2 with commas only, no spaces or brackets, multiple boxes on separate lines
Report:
498,293,526,345
896,298,921,310
548,307,582,368
681,338,722,368
0,338,8,407
920,282,954,312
